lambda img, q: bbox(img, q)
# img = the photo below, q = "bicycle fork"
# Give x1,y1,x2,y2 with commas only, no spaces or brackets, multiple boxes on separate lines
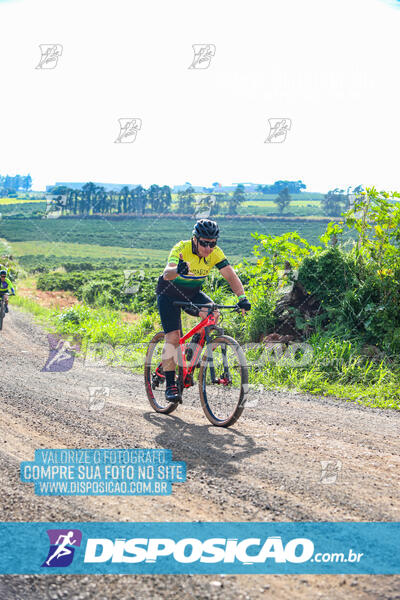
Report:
204,328,231,386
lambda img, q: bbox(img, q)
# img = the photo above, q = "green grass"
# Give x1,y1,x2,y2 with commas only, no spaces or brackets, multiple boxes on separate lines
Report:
2,216,333,266
0,202,46,216
9,294,54,322
242,200,320,207
238,204,324,217
172,192,324,202
0,197,44,205
8,241,170,263
243,193,324,201
11,296,400,410
247,336,400,410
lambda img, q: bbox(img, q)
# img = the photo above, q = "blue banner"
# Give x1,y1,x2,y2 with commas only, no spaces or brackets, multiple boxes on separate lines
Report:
0,522,399,574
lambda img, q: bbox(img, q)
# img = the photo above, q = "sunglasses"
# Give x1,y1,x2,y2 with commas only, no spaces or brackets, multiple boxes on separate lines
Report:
197,239,217,248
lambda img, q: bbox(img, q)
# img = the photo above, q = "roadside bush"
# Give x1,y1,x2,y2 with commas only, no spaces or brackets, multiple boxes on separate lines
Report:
298,189,400,353
64,262,95,272
37,272,89,292
56,305,92,326
80,280,113,305
298,247,358,307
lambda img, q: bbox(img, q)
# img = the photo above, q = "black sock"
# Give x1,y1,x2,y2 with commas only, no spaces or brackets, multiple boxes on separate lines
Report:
165,371,175,387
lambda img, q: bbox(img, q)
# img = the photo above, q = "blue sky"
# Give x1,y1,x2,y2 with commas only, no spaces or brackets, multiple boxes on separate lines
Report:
0,0,399,192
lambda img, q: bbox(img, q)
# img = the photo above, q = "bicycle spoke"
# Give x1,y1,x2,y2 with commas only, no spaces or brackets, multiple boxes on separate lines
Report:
144,333,179,413
199,336,247,426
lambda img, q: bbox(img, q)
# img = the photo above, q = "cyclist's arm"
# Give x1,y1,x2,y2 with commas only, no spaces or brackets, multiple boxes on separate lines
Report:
163,241,185,280
5,278,15,294
162,262,179,281
219,265,245,297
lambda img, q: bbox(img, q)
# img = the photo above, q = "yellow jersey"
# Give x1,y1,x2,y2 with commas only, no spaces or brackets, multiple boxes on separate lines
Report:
156,239,229,298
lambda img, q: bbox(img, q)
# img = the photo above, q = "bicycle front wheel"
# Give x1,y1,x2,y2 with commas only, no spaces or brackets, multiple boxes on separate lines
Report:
144,332,179,414
198,335,248,427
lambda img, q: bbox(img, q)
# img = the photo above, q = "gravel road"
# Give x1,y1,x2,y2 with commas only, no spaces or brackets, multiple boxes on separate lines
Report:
0,308,399,599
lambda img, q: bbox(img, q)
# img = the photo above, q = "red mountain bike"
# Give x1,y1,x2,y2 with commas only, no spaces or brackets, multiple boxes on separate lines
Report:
0,293,13,331
144,301,248,427
0,295,6,331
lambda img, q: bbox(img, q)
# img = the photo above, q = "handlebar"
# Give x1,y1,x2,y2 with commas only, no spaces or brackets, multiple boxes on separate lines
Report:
173,300,240,311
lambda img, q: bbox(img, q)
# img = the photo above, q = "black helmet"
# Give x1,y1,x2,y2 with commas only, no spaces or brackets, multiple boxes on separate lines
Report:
193,219,219,239
0,270,6,276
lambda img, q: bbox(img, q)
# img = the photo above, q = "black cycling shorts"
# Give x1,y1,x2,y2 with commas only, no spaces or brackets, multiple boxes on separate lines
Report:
157,290,213,334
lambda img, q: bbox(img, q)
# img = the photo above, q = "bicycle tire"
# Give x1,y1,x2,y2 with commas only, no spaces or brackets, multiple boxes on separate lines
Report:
198,334,248,427
0,298,4,331
144,331,179,414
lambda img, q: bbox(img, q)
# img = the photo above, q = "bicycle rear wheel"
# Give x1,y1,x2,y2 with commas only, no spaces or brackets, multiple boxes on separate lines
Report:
0,298,4,331
198,335,248,427
144,331,179,414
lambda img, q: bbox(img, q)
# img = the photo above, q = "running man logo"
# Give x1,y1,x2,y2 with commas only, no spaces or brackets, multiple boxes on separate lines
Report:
265,118,292,143
320,460,342,484
123,269,145,295
193,195,216,219
88,386,110,411
42,529,82,568
45,194,67,219
188,44,216,69
41,334,80,373
115,118,142,143
36,44,63,69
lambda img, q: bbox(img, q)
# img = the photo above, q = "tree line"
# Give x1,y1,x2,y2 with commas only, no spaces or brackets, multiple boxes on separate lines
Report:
47,182,249,216
0,174,32,194
47,182,366,217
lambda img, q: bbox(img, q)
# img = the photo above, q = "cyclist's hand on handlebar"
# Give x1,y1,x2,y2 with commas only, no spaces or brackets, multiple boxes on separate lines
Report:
177,253,190,276
237,296,251,316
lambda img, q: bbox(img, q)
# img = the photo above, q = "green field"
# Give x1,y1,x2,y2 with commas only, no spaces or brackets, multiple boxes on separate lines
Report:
1,216,334,267
5,241,169,265
170,193,325,217
0,197,44,205
171,192,324,202
0,201,46,215
243,200,319,207
238,201,324,217
240,193,324,202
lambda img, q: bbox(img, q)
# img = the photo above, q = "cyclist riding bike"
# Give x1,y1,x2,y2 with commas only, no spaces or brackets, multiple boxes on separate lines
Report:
156,218,251,403
0,269,15,313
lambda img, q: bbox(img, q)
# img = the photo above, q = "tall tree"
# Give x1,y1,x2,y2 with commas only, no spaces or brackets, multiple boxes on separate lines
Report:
228,184,246,215
93,186,107,214
120,186,130,213
321,189,347,217
22,174,33,191
81,182,98,215
160,185,172,213
177,186,195,214
148,184,162,212
134,185,147,215
273,186,291,214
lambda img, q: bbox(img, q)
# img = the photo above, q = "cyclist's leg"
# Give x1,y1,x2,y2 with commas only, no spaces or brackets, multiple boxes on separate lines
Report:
3,293,8,312
189,291,219,324
156,293,181,387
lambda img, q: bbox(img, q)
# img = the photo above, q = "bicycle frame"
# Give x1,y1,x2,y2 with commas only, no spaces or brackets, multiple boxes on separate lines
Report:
172,301,240,389
178,307,216,388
